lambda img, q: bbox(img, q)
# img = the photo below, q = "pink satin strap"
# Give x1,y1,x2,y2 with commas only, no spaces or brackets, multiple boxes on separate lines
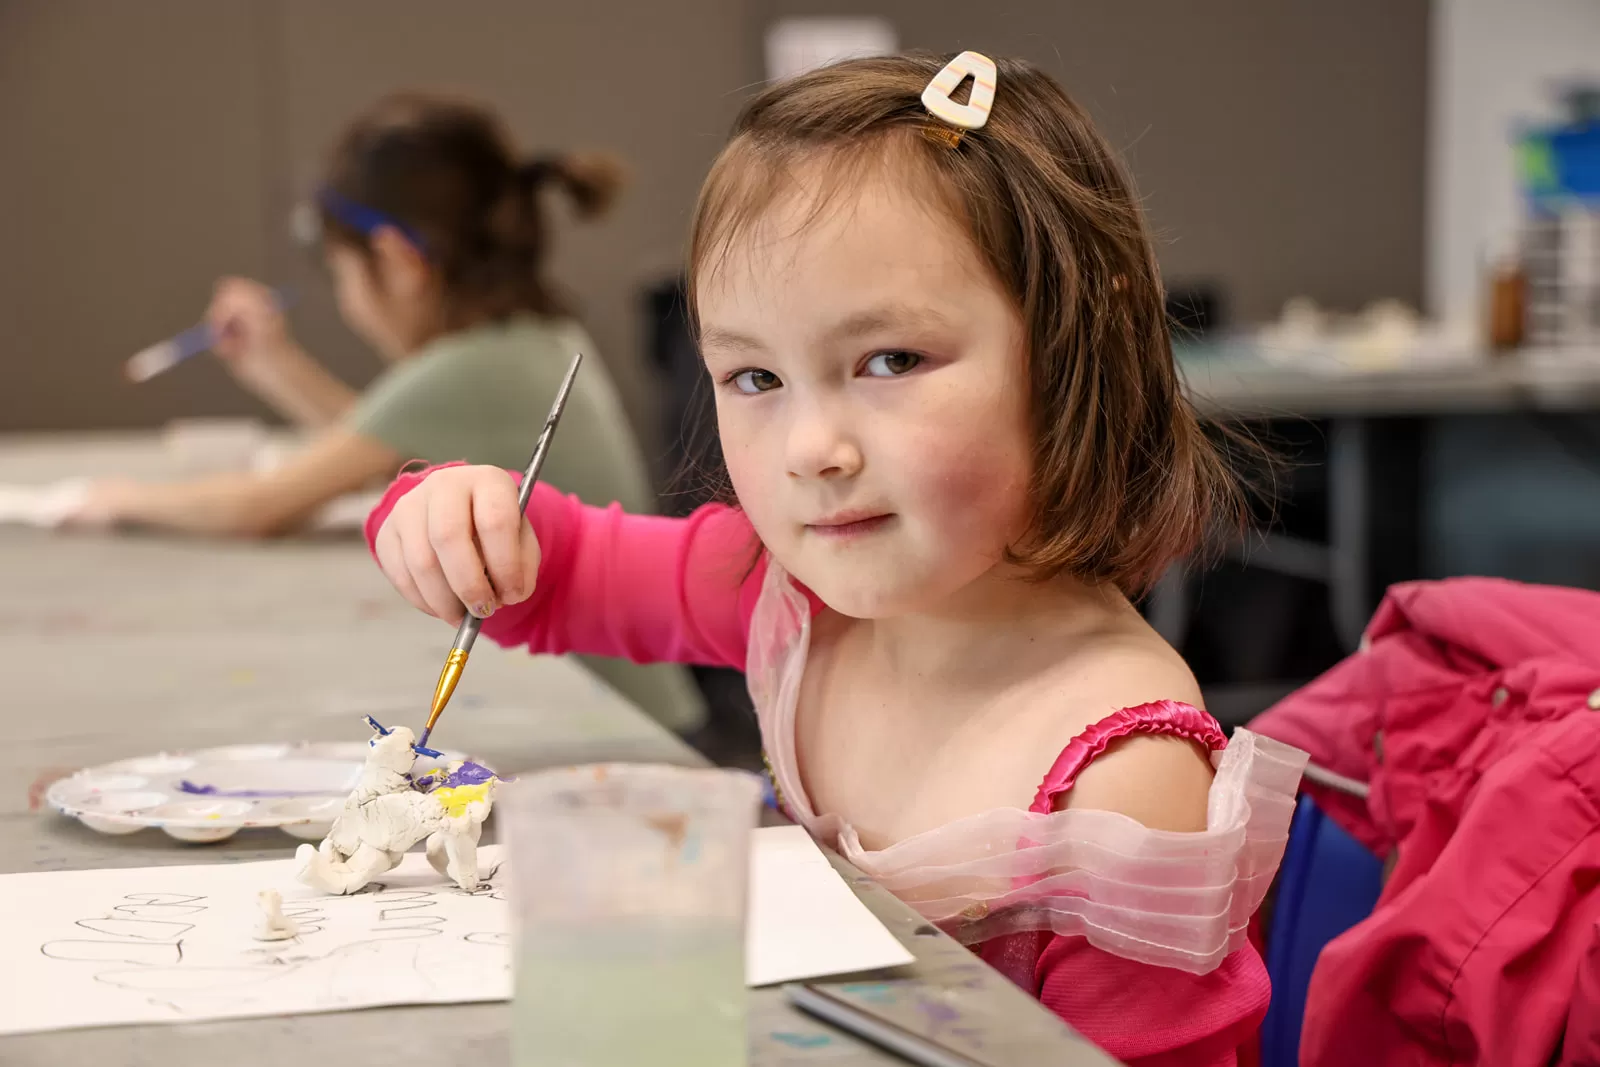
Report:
1030,700,1227,814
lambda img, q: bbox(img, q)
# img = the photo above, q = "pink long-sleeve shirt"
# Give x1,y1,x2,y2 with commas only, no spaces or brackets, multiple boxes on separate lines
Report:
366,467,1272,1066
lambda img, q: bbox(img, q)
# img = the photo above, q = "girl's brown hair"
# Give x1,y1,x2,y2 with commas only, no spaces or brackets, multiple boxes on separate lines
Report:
320,91,623,327
687,53,1250,594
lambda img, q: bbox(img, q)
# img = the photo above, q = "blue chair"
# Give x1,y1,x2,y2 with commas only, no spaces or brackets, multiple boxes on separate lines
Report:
1260,792,1385,1067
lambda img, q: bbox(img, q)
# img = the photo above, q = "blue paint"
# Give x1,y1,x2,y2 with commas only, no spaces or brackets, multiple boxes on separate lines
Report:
837,981,897,1004
365,716,453,763
771,1032,832,1049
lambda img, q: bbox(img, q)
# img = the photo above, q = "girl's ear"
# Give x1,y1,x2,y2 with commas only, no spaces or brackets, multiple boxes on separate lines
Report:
369,224,430,300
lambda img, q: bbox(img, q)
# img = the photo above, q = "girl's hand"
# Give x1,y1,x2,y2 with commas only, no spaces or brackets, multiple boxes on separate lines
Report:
373,466,541,625
205,277,295,378
60,479,139,529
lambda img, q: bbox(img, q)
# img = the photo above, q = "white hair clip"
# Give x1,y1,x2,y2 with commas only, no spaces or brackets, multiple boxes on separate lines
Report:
920,50,997,133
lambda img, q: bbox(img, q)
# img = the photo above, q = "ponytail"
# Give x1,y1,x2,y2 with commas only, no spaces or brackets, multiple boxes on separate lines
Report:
518,152,624,220
318,91,628,325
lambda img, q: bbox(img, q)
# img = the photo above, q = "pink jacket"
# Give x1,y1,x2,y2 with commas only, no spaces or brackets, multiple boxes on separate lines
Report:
1250,577,1600,1067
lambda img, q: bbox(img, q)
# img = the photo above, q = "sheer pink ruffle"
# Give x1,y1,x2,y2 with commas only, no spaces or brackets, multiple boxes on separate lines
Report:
748,562,1308,975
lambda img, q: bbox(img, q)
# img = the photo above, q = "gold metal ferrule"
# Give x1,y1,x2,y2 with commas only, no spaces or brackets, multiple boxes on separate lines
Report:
422,648,470,740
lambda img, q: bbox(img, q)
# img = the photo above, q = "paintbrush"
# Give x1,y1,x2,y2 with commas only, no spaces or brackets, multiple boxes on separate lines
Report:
785,983,993,1067
415,351,583,752
124,287,295,383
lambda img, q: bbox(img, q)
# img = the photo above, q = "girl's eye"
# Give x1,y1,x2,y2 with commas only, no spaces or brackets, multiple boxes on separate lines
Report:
863,351,923,377
729,368,782,394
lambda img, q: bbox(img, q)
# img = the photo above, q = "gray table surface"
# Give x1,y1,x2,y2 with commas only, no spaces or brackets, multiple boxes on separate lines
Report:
0,433,1115,1066
1179,340,1600,418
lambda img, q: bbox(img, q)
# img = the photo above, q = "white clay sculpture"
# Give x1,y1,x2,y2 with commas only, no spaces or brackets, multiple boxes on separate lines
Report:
295,719,499,896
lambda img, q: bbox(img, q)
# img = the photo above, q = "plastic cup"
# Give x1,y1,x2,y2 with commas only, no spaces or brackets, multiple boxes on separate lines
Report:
501,763,762,1066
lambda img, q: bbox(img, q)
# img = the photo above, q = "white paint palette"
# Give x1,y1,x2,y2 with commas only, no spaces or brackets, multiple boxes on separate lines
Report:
45,742,466,843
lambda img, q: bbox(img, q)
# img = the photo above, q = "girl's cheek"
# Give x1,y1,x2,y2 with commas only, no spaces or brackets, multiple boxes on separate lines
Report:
898,393,1033,541
721,431,777,515
912,427,1027,519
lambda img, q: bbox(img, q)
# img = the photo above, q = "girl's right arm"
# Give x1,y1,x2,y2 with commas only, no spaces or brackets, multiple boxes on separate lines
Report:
207,277,357,427
367,464,756,670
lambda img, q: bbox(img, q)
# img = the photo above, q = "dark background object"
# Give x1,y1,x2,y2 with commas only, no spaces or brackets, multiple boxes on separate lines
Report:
1166,284,1223,336
645,277,761,767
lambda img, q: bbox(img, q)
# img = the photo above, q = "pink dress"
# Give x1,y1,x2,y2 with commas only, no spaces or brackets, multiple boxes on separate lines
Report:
366,471,1308,1066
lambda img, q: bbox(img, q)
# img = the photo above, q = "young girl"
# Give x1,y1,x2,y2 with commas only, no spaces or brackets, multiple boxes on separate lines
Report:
70,91,705,735
72,91,648,536
365,54,1306,1064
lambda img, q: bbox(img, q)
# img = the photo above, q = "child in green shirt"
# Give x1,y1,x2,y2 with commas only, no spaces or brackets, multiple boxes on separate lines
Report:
67,91,703,731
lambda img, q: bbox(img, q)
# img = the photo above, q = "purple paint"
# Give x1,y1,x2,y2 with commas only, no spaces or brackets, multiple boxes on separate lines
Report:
176,781,329,798
178,718,505,798
443,761,500,787
412,760,503,793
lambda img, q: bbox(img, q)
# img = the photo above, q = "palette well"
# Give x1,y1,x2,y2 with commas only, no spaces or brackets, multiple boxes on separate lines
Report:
45,741,466,843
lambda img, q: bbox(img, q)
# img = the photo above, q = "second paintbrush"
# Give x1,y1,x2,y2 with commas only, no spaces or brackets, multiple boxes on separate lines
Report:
416,350,583,751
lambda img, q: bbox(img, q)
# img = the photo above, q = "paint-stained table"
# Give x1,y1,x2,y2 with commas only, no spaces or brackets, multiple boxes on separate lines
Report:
0,431,1119,1066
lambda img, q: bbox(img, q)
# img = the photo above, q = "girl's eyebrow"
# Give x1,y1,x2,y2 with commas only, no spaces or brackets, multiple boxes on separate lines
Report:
698,325,765,355
700,304,954,356
823,303,954,344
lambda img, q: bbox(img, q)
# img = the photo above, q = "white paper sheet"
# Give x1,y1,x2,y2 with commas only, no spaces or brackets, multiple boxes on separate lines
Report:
747,825,913,987
0,825,913,1035
0,479,89,527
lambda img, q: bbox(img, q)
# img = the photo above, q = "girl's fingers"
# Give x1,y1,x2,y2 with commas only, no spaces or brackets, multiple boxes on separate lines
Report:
374,521,431,617
514,518,542,604
427,480,496,618
471,476,527,607
402,528,466,623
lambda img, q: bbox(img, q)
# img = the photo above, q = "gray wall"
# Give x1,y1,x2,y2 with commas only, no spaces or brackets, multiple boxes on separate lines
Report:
0,1,1427,436
0,0,752,443
759,0,1430,325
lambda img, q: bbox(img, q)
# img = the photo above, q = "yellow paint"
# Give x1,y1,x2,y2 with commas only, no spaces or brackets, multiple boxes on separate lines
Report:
432,782,491,818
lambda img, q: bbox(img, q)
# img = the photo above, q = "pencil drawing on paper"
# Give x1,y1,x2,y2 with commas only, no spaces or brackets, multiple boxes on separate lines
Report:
6,850,513,1034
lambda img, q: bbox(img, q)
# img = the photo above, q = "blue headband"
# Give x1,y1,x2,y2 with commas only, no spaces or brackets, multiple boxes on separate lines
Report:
317,188,428,252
